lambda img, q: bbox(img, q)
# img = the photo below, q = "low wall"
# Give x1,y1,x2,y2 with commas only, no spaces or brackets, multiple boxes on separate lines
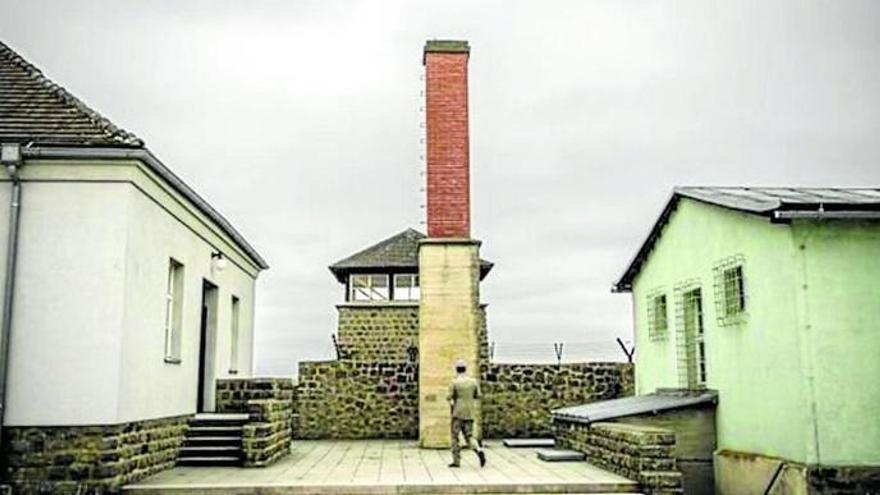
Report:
481,363,634,438
715,450,880,495
296,361,419,439
556,421,683,494
215,377,296,414
243,400,293,467
2,415,189,493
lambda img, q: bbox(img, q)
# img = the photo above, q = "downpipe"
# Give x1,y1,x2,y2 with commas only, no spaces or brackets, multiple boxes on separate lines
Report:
0,162,22,451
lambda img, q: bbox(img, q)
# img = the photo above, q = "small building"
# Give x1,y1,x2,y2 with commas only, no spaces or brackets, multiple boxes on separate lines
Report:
0,40,268,491
609,187,880,494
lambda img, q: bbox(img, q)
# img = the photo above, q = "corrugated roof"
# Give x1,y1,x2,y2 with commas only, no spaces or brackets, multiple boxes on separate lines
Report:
328,228,494,283
552,389,718,424
613,187,880,292
0,40,142,147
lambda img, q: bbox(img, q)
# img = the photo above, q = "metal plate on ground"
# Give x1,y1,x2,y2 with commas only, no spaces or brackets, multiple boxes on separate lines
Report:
503,438,556,448
536,449,586,462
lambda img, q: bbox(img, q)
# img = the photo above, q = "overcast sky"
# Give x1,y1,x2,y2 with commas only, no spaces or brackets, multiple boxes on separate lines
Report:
3,1,879,374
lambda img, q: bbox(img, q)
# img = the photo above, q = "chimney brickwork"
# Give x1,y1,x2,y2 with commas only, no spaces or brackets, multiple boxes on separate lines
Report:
423,40,471,238
418,40,482,448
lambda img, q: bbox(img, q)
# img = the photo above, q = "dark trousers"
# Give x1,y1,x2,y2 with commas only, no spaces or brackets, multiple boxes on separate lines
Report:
451,418,480,465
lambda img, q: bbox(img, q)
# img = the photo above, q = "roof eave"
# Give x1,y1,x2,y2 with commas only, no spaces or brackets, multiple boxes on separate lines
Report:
20,145,269,271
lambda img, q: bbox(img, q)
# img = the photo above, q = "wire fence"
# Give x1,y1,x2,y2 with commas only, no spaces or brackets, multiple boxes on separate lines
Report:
489,339,635,364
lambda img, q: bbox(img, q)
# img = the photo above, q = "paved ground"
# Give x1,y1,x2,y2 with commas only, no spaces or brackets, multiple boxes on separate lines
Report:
125,440,640,494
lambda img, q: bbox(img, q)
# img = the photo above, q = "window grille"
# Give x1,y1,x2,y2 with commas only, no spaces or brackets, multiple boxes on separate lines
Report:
713,255,747,326
645,288,669,342
674,280,706,389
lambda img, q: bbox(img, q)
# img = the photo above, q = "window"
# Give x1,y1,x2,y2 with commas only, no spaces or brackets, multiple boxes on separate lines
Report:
349,274,389,301
164,259,184,363
229,296,240,374
393,274,420,301
681,287,707,388
713,255,747,326
646,290,668,341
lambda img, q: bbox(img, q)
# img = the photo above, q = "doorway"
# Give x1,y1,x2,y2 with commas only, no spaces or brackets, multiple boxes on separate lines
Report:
197,280,219,412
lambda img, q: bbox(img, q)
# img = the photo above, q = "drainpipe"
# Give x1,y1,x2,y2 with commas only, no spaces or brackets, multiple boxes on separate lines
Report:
0,143,24,450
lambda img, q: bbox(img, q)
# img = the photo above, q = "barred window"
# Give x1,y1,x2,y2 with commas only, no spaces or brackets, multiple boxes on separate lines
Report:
713,255,747,326
646,290,669,341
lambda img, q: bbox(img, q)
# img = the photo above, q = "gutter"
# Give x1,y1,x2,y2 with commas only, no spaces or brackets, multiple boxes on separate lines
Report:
20,146,269,270
773,210,880,221
0,146,23,450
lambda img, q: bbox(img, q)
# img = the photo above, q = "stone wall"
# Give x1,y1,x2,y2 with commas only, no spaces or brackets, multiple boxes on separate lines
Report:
296,361,419,439
556,420,683,494
215,377,296,414
481,363,634,438
242,400,293,467
2,415,189,494
336,305,419,363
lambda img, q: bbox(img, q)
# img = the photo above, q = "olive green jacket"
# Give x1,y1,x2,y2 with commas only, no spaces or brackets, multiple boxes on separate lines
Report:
448,375,481,420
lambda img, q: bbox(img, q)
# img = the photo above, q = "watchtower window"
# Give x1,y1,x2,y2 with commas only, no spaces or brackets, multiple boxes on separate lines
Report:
350,274,389,301
393,274,420,301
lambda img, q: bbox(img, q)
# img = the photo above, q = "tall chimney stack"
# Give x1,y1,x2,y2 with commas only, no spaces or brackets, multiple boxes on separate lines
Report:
418,40,482,448
423,40,470,238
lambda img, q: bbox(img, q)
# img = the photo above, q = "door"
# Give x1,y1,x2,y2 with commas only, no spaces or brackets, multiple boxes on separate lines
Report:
683,288,707,389
197,280,219,412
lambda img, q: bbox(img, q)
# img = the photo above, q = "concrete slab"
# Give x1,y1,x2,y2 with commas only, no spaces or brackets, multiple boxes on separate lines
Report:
537,449,586,462
503,438,556,448
125,440,638,494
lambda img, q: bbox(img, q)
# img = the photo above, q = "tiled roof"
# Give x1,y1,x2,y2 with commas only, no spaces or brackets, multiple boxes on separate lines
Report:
0,40,143,147
552,389,718,424
329,228,493,283
613,186,880,292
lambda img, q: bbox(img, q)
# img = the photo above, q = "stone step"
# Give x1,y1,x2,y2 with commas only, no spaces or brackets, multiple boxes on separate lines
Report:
503,438,557,448
184,436,242,446
176,456,242,467
536,449,586,462
180,446,242,455
193,413,250,422
187,426,243,436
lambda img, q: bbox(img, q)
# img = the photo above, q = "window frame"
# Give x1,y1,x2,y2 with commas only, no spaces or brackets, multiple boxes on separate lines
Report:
645,289,669,341
713,255,747,326
164,259,185,364
349,273,390,302
393,273,420,302
229,295,241,375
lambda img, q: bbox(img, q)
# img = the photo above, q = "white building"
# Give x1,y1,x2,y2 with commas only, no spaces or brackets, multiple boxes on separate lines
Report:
0,38,267,447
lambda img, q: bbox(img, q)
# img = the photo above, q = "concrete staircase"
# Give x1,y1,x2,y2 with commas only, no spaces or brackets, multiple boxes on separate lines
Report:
178,413,249,466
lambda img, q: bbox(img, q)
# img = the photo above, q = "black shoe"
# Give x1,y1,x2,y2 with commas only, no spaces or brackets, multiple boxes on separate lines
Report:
448,463,460,468
477,450,486,468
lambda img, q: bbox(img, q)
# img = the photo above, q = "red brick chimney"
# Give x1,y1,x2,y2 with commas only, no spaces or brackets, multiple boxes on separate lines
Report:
423,40,470,238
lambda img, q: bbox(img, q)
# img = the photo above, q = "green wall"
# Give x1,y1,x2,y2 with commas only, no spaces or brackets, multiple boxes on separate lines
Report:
629,198,880,466
792,220,880,465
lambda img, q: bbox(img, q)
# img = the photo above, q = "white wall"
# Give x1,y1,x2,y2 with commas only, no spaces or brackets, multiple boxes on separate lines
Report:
117,184,256,422
5,182,129,425
3,159,259,426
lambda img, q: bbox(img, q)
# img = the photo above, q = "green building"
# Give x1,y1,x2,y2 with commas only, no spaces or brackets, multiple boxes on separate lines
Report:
613,187,880,493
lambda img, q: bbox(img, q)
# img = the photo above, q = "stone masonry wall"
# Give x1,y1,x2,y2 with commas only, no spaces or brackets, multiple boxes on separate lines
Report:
296,361,419,439
242,400,293,467
336,305,419,363
481,363,634,438
556,420,683,494
3,415,189,494
215,378,296,414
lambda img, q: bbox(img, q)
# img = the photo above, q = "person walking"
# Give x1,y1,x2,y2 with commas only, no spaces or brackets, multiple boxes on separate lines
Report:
447,359,486,468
